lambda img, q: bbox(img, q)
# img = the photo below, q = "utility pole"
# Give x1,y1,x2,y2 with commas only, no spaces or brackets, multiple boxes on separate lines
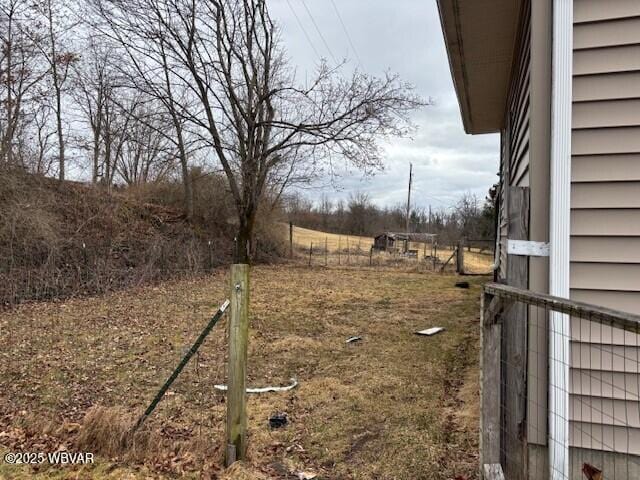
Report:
406,163,413,234
428,205,432,230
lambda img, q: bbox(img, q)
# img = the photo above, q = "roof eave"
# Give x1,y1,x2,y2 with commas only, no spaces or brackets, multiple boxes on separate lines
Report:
436,0,523,135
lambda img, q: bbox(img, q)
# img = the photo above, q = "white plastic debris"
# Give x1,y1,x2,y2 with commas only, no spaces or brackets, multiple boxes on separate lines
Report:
346,336,362,344
214,377,298,394
297,472,318,480
415,327,445,336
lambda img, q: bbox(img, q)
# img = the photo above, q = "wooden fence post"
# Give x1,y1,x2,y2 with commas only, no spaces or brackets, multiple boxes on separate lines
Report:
481,290,502,475
226,264,250,466
289,222,293,258
433,242,437,270
308,242,313,266
503,186,529,480
456,240,465,274
325,237,328,266
369,246,373,266
338,237,341,265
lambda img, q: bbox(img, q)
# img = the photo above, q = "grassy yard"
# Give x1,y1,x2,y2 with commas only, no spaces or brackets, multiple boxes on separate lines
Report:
0,265,484,479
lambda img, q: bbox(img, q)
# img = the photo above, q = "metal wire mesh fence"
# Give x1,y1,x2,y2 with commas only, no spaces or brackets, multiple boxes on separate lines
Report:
481,283,640,480
0,281,232,474
0,236,231,307
289,226,494,274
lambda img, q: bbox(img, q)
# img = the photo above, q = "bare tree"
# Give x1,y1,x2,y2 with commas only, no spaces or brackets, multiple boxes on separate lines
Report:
0,0,48,166
455,192,481,240
84,17,198,219
73,38,115,183
93,0,424,263
31,0,78,180
115,99,176,185
23,103,57,174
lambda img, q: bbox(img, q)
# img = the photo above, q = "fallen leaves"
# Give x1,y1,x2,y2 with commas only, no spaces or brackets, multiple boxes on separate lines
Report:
0,265,485,479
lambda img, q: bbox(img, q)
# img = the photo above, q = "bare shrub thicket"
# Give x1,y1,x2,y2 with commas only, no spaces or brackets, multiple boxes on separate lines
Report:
0,171,284,307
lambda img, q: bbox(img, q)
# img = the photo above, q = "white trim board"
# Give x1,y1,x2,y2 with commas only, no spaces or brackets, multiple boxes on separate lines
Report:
507,239,550,257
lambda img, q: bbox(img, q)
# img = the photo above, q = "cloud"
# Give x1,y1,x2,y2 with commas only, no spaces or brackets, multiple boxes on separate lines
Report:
271,0,500,210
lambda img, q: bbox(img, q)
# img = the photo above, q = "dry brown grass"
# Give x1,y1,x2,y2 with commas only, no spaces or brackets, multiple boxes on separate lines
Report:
287,224,374,250
0,264,485,479
288,224,493,273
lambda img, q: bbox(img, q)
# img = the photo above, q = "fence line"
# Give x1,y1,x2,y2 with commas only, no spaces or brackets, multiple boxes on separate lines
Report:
293,233,494,274
482,282,640,480
0,236,237,307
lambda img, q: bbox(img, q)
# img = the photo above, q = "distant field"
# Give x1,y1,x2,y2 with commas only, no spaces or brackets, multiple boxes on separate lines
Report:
286,224,494,274
287,224,374,251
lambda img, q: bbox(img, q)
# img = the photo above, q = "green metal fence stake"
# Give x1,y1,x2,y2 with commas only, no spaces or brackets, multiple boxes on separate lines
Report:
129,299,230,434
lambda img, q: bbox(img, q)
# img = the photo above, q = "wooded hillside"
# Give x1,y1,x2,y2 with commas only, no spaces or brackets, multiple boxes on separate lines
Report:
0,171,283,307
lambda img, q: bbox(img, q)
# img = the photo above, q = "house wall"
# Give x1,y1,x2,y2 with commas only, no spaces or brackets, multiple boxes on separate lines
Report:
526,0,552,455
500,0,640,475
569,0,640,459
498,2,531,281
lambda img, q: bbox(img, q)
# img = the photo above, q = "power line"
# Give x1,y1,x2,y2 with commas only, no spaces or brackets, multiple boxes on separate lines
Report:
328,0,363,67
411,187,456,210
284,0,322,60
298,0,337,64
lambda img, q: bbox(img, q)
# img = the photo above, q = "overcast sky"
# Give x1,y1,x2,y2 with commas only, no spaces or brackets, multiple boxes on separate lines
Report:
269,0,499,211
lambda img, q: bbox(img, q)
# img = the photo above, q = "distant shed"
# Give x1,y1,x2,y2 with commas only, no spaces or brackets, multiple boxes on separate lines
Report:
373,232,437,252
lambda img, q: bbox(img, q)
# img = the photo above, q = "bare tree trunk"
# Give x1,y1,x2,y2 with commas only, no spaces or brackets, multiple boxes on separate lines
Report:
234,209,256,264
45,0,65,181
54,82,65,181
180,155,193,221
92,138,100,183
3,27,13,166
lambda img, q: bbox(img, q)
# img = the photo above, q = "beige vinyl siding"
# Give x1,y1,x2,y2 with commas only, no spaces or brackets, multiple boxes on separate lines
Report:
571,423,640,456
571,2,640,456
573,72,640,102
574,17,640,49
569,421,640,456
572,318,640,346
497,6,531,281
571,397,640,429
573,127,640,155
526,0,551,454
571,264,640,292
572,289,640,316
573,154,640,182
572,370,640,401
572,182,640,208
573,100,640,129
572,209,640,236
571,343,640,373
574,0,640,23
574,44,640,76
571,237,640,263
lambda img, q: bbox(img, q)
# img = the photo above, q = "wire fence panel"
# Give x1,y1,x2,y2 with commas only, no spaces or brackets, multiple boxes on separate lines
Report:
482,283,640,480
290,227,495,274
